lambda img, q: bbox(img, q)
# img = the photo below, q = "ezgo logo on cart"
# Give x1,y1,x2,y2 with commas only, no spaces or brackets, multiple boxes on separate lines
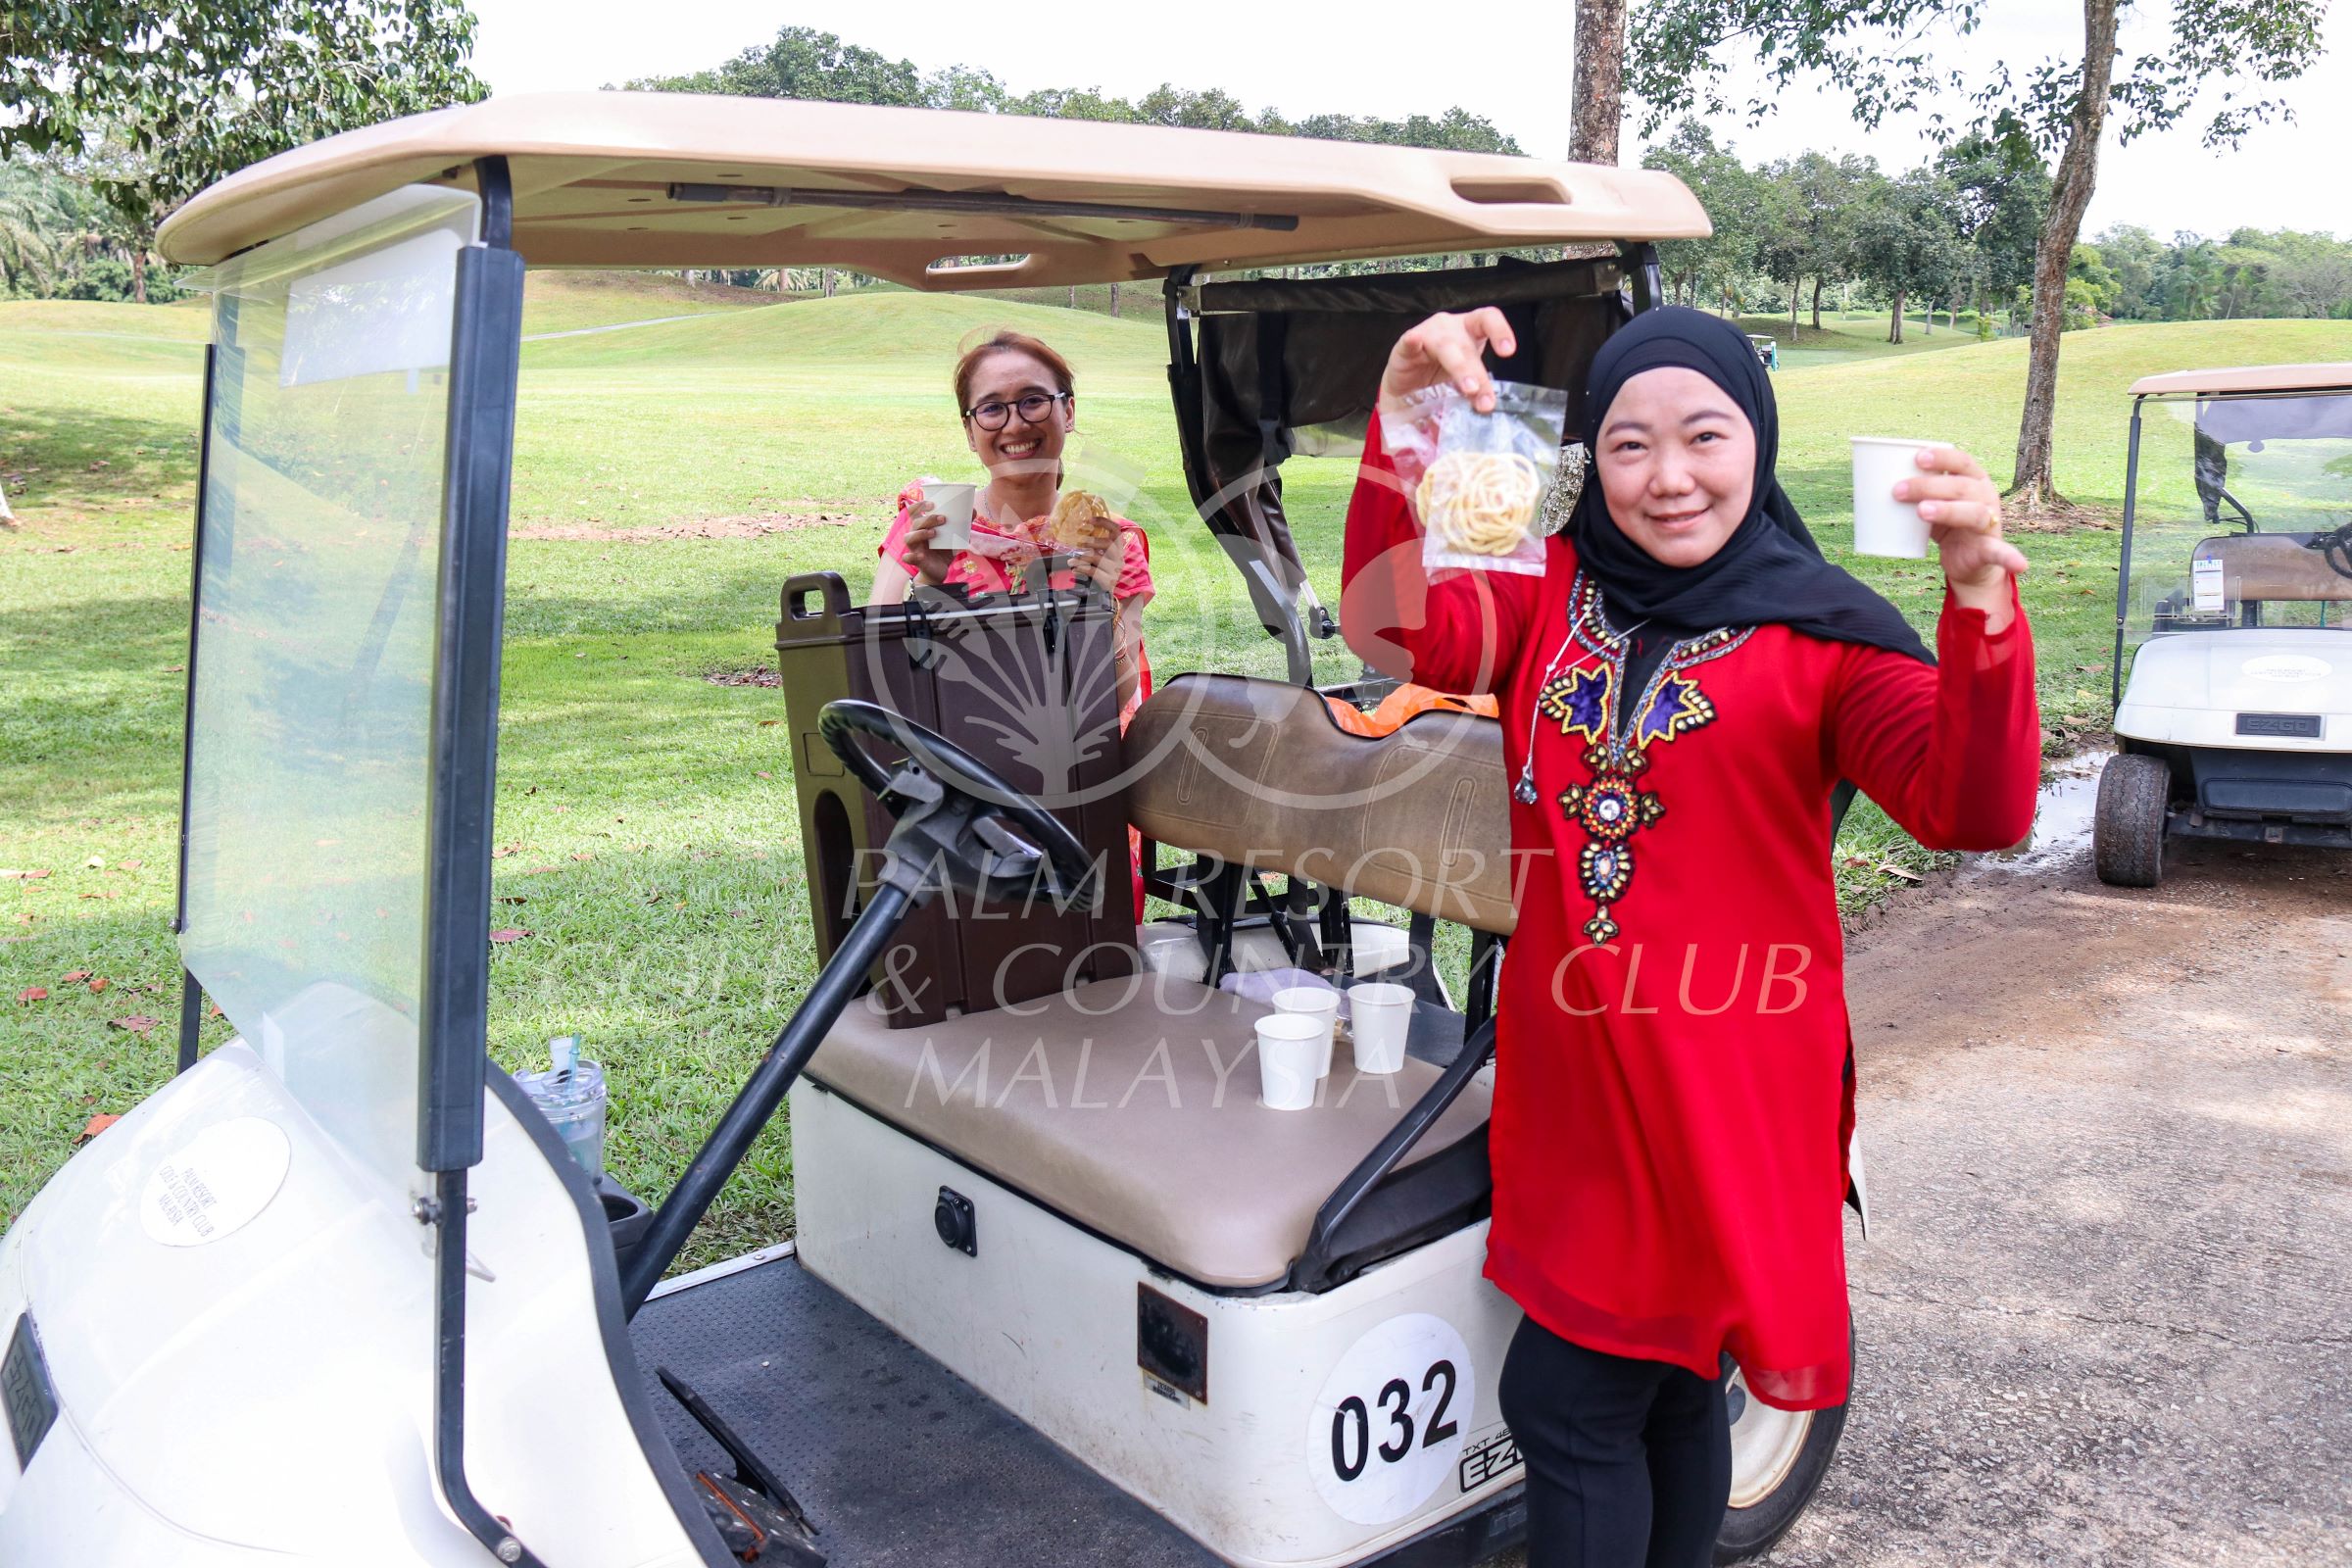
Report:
1308,1314,1477,1526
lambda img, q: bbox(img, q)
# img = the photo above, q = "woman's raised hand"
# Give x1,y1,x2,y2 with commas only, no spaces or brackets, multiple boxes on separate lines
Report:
1074,525,1129,595
1897,446,2030,615
898,494,956,587
1378,309,1518,416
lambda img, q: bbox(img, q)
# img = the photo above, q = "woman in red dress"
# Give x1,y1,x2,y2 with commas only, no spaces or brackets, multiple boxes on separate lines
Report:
1340,306,2039,1566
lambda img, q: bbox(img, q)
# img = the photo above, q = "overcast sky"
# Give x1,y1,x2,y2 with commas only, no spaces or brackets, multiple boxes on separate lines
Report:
467,0,2352,240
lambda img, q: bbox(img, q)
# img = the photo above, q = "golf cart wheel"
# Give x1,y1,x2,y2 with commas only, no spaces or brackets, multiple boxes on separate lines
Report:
1713,1343,1851,1565
2093,753,2170,888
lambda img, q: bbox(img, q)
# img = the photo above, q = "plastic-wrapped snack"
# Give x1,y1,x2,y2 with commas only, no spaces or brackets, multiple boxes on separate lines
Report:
1041,489,1119,552
1382,380,1568,575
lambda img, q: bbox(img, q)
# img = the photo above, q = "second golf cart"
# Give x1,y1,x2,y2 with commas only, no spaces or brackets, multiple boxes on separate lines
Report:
2097,363,2352,885
0,93,1853,1568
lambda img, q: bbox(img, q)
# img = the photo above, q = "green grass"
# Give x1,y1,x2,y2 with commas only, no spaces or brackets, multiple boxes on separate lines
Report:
4,279,2338,1266
518,270,779,336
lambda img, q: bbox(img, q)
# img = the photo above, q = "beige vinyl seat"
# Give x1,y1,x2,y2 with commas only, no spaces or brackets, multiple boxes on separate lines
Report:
2193,532,2352,602
807,673,1517,1291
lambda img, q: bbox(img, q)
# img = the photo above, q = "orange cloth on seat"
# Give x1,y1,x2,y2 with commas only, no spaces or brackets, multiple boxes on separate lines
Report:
1323,683,1499,737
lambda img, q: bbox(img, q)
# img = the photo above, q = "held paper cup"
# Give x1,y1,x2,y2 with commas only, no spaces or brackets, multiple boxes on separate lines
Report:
1848,438,1937,559
1272,985,1342,1078
1347,983,1414,1075
1255,1014,1326,1110
917,476,979,552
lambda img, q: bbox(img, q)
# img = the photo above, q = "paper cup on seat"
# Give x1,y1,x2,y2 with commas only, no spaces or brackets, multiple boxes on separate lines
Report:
1848,438,1936,559
1255,1014,1326,1110
917,476,978,551
1272,985,1341,1077
1347,983,1414,1074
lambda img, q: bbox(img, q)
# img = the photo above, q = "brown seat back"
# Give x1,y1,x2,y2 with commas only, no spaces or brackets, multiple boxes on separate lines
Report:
1124,673,1517,935
2194,533,2352,602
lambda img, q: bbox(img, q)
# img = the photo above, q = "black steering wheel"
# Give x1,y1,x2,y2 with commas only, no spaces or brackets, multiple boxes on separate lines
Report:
2314,521,2352,580
817,698,1097,906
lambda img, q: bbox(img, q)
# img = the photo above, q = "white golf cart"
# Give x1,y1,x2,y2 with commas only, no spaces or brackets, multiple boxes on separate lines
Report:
2097,363,2352,886
0,94,1850,1567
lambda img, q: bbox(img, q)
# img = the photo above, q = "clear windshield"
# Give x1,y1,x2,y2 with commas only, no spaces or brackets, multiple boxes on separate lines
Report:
2122,393,2352,649
179,186,480,1195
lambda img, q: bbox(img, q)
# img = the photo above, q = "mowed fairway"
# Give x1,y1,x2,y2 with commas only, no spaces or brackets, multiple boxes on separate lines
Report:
4,278,2342,1268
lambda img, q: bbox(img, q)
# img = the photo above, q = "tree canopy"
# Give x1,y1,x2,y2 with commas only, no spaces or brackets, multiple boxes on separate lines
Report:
625,26,1523,153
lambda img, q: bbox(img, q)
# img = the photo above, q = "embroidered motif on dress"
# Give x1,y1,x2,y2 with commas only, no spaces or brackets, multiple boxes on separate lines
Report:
1538,575,1753,943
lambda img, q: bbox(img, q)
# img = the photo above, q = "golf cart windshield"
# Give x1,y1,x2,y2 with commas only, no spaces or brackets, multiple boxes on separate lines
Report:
2122,391,2352,647
179,186,480,1193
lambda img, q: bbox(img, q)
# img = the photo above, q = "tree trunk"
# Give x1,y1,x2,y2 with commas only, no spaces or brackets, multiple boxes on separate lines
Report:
1888,289,1905,344
2011,0,2118,513
1108,282,1120,318
1568,0,1629,165
1810,277,1824,330
1789,277,1799,333
131,248,146,306
822,270,835,298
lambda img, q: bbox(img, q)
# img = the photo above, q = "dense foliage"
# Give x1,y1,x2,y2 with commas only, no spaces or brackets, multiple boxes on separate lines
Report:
625,25,1523,154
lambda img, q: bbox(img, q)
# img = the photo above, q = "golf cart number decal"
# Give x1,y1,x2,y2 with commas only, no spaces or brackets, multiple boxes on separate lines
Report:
1309,1314,1476,1526
1330,1359,1459,1481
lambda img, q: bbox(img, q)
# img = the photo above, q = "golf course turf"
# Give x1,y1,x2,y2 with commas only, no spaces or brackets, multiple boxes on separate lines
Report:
4,276,2343,1268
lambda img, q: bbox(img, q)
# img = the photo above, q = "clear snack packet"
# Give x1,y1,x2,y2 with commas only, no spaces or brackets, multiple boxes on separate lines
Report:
1382,379,1568,575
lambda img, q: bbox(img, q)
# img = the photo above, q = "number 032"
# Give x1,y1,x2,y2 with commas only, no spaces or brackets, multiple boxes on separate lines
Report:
1329,1358,1460,1482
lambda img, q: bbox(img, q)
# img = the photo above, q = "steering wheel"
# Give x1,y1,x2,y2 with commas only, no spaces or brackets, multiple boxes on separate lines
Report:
2315,521,2352,580
817,699,1097,906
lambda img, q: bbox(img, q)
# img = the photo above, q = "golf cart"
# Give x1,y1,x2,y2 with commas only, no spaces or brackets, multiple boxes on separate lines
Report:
0,94,1850,1567
2097,363,2352,886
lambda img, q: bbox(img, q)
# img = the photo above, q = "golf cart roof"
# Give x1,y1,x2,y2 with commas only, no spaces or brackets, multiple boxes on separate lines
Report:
2128,364,2352,399
155,91,1710,286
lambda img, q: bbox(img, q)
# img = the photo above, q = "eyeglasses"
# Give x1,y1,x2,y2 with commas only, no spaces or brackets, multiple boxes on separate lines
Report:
963,391,1070,431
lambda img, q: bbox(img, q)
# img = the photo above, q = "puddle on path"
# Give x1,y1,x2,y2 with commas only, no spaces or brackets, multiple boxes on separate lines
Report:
1981,751,2109,873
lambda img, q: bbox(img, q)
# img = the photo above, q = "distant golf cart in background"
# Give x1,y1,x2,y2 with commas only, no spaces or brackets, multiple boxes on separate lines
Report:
2097,363,2352,886
1746,333,1780,371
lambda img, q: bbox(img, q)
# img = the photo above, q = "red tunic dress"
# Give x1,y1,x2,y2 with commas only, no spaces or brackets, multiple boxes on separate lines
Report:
1340,417,2040,1410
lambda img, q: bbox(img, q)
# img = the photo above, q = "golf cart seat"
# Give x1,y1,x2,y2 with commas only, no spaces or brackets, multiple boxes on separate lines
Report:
805,674,1514,1291
2193,532,2352,601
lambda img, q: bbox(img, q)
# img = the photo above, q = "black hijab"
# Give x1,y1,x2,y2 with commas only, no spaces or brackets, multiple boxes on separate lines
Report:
1566,307,1932,669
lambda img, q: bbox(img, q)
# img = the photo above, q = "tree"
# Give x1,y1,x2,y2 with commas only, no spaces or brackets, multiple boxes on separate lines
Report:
1627,0,2330,513
2,1,484,302
1849,171,1961,343
1642,121,1770,313
1571,0,1631,164
0,167,59,297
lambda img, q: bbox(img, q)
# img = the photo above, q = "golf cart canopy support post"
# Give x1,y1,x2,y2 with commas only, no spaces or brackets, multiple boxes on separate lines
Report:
2115,399,2144,710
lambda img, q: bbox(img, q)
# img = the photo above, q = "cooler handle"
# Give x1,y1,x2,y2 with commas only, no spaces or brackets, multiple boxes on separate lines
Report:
781,571,854,627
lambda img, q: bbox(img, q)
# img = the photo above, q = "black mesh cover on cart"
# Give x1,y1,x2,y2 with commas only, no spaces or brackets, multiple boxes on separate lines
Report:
1171,253,1630,616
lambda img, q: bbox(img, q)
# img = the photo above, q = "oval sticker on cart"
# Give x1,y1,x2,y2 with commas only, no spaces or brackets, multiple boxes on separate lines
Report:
140,1117,291,1248
1308,1313,1476,1526
2242,654,2331,683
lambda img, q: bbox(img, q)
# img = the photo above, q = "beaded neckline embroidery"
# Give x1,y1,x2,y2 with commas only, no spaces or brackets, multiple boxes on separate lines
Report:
1536,574,1752,943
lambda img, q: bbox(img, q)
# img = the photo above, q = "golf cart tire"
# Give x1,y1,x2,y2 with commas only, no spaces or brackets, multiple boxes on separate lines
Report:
2094,754,2171,888
1712,1335,1853,1565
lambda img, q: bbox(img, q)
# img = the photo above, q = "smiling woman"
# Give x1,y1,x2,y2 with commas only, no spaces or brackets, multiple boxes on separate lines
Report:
869,328,1154,714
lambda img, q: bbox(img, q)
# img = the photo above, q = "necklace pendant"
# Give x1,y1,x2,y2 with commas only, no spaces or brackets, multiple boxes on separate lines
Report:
1512,762,1540,806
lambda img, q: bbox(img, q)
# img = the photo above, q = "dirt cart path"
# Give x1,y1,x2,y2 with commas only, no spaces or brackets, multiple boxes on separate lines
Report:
1767,834,2352,1564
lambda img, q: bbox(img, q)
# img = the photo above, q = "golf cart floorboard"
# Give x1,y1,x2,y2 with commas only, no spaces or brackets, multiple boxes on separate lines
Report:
629,1250,1223,1567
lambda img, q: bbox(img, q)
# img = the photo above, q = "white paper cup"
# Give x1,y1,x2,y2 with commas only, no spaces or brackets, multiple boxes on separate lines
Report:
917,477,978,552
1255,1014,1326,1110
1272,985,1341,1077
1849,438,1936,559
1347,983,1414,1075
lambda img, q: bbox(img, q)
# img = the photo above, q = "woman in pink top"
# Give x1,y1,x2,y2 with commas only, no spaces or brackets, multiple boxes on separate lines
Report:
871,329,1154,720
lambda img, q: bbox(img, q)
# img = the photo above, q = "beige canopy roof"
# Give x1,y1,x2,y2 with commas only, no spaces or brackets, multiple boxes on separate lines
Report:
156,91,1709,286
2129,364,2352,398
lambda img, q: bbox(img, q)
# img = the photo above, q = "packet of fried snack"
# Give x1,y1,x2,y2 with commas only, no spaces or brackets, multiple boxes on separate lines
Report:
1382,380,1566,576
